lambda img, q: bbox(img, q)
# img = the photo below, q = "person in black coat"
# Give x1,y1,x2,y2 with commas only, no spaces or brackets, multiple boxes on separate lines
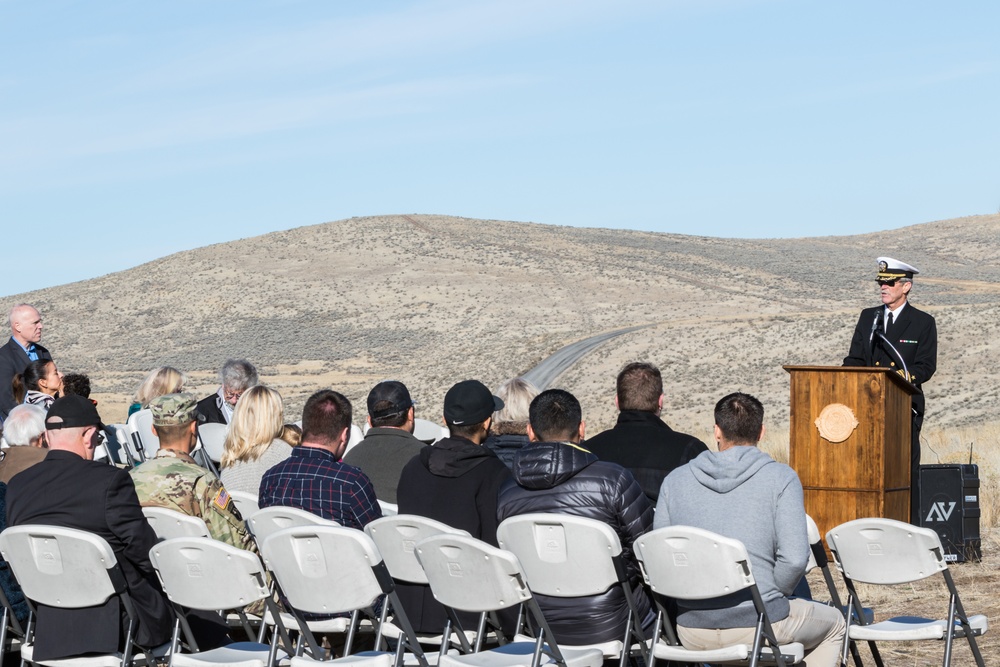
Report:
396,380,514,635
496,389,655,646
843,257,937,523
585,362,707,503
5,396,173,660
196,358,258,425
0,304,52,423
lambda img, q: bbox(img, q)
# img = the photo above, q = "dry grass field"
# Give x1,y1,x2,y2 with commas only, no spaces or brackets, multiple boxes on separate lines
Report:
3,213,999,664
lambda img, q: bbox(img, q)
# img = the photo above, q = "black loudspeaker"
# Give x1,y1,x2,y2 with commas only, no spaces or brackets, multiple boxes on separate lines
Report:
918,464,981,563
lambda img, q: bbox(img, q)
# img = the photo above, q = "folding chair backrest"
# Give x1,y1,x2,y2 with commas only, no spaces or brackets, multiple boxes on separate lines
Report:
634,525,755,600
229,490,260,519
412,419,448,444
261,525,385,615
805,514,821,573
342,424,364,455
0,525,121,608
826,518,947,585
127,409,160,460
247,506,338,546
143,506,211,540
149,536,269,611
415,533,532,613
497,513,623,597
365,514,470,584
197,422,228,464
115,424,145,466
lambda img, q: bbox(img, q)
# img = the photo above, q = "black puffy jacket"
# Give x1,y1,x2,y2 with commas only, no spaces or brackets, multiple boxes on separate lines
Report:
496,441,655,645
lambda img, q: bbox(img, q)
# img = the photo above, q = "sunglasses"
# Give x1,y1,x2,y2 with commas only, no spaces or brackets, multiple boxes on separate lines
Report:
876,279,904,287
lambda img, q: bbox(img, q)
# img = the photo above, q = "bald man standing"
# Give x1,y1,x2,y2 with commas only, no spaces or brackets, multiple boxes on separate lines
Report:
0,304,52,423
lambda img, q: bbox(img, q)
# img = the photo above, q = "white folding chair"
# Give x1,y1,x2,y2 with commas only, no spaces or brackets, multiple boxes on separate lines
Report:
261,525,433,667
143,507,211,541
343,425,365,455
0,525,156,667
365,516,477,650
242,508,344,642
415,533,604,667
115,424,146,467
377,501,399,517
0,574,26,666
229,491,261,520
802,515,867,667
411,420,448,445
826,518,988,667
126,409,160,462
496,514,649,664
634,526,804,667
149,537,289,667
197,423,228,464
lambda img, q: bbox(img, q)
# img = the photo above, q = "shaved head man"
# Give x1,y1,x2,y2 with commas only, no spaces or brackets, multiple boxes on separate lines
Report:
1,304,53,422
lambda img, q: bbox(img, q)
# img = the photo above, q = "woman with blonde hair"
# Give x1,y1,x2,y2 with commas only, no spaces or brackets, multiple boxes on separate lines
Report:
128,366,186,417
484,377,540,469
219,385,293,495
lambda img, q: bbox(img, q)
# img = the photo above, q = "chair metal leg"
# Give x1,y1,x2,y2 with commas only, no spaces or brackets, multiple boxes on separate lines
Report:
942,593,957,667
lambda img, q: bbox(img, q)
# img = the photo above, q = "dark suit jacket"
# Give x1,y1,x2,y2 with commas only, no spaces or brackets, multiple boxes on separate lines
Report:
5,450,173,660
0,338,51,422
585,410,709,503
843,302,937,415
196,392,227,425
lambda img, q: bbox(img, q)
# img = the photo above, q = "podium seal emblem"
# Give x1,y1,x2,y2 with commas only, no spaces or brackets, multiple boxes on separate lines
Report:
815,403,858,443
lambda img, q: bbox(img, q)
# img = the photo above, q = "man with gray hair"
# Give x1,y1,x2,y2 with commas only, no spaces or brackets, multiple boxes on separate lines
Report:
196,358,258,425
0,404,48,483
0,304,52,423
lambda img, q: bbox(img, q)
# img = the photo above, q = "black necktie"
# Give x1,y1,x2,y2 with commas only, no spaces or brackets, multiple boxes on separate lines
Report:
886,311,894,336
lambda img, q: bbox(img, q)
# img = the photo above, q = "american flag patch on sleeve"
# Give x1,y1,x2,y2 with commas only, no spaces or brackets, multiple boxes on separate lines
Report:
214,488,231,511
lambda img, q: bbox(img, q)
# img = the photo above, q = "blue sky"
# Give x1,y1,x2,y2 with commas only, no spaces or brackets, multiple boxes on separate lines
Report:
2,0,998,297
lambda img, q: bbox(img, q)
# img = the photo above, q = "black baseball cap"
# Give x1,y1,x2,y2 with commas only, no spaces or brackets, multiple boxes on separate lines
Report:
367,380,415,420
45,394,103,430
443,380,504,426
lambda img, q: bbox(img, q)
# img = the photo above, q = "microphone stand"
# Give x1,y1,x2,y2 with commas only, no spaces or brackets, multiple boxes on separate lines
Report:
874,331,921,397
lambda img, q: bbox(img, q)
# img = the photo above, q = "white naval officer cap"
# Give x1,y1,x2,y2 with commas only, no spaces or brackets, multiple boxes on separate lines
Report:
876,257,919,281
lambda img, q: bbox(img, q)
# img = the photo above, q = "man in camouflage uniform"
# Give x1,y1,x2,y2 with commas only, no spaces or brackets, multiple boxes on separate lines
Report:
130,393,250,550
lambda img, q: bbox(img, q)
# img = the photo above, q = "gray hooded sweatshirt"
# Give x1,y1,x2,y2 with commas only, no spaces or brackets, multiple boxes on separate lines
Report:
653,445,808,628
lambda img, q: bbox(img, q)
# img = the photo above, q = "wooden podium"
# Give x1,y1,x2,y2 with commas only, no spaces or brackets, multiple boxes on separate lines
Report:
783,366,915,541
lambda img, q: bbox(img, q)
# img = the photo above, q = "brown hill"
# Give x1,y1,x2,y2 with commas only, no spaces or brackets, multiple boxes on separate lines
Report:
5,213,1000,443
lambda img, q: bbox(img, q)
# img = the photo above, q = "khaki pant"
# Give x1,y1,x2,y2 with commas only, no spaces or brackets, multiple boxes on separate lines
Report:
678,598,847,667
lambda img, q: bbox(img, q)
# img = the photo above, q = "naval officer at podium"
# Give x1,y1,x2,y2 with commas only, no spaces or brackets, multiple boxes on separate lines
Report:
843,257,937,523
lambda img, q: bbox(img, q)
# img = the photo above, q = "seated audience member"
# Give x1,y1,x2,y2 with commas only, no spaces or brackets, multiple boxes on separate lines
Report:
0,480,30,627
280,422,302,446
131,394,252,549
258,389,380,528
219,386,293,495
342,380,426,504
586,362,707,502
61,373,92,400
0,303,52,423
198,359,258,425
396,379,513,634
497,389,655,644
12,359,63,411
655,393,845,666
483,377,539,469
6,395,173,660
128,366,187,418
0,404,48,483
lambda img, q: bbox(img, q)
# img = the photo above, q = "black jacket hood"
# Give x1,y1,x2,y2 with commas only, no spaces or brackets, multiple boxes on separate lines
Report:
420,436,499,478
